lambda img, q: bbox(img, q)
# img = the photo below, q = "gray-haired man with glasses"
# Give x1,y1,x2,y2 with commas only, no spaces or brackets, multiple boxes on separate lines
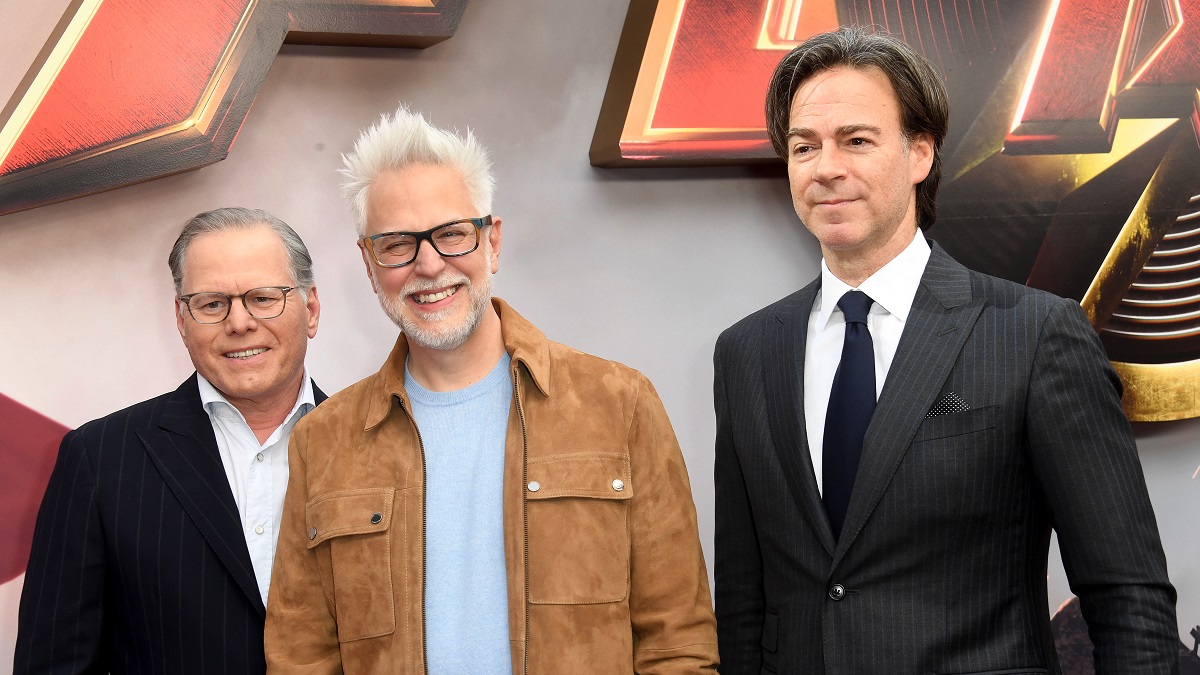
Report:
265,106,717,674
15,207,326,675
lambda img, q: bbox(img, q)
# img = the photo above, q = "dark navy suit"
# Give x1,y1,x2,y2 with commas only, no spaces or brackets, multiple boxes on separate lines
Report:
14,375,326,675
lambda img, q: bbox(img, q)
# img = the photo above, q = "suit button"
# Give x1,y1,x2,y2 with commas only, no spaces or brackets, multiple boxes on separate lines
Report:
828,584,846,601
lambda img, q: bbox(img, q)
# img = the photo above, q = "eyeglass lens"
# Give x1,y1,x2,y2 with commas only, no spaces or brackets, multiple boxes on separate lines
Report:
186,287,289,323
370,220,479,266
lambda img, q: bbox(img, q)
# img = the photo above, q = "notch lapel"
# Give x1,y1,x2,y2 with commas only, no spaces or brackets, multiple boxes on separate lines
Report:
138,376,265,616
762,280,837,555
833,244,984,564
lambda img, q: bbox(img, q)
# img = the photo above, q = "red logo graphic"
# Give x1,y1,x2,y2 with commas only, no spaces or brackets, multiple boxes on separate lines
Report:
0,0,470,216
1009,0,1200,154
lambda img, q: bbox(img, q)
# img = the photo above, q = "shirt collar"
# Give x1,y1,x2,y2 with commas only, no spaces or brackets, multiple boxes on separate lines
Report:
815,231,930,329
197,369,316,425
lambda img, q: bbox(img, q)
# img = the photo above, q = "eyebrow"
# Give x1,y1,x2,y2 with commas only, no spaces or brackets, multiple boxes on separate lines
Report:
787,123,883,140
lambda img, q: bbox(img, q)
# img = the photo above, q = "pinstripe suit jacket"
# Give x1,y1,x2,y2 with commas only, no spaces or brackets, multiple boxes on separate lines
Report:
14,374,326,675
713,242,1177,675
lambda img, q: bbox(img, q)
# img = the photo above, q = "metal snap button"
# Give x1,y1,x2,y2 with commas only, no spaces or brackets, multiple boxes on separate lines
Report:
828,584,846,601
308,527,317,540
528,481,541,492
371,512,382,524
612,479,625,491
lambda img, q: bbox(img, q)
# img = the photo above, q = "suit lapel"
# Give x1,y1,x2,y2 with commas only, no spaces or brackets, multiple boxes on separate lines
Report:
138,375,266,616
833,244,984,563
763,280,837,555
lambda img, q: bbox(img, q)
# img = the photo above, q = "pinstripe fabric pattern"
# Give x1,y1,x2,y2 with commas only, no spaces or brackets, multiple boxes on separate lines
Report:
14,375,326,675
714,243,1178,675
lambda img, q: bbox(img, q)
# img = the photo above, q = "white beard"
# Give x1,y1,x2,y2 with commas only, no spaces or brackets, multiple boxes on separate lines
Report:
371,238,493,351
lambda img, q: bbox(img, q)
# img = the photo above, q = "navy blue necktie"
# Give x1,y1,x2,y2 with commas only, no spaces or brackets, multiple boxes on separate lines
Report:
823,290,876,541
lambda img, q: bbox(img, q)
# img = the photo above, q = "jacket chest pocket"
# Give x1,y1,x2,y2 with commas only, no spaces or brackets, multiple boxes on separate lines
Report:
525,453,632,604
306,488,397,642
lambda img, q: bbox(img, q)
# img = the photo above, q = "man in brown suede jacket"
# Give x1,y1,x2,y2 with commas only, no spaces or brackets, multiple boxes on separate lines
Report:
264,106,718,674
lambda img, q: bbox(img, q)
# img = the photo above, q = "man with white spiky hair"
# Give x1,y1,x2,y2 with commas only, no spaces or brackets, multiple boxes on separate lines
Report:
265,106,718,675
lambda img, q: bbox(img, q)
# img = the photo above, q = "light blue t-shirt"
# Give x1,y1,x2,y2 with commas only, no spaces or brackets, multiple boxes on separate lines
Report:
405,353,513,675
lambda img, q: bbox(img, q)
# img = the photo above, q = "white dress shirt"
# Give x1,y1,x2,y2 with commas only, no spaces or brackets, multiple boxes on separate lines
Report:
805,232,930,494
197,372,315,605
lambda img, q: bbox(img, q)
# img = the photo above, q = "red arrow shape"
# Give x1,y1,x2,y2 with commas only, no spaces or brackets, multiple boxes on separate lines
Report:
0,392,67,585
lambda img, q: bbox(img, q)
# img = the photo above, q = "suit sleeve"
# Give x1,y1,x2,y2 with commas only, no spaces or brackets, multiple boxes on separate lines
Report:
264,421,342,673
1025,298,1178,674
626,375,719,674
712,339,766,674
14,430,111,675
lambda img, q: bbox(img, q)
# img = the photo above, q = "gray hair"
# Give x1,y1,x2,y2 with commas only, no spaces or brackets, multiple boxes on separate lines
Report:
168,207,315,297
340,105,495,235
765,26,949,230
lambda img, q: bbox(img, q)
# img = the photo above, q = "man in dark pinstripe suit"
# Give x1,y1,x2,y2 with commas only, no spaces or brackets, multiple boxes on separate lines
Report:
14,208,326,675
713,27,1178,674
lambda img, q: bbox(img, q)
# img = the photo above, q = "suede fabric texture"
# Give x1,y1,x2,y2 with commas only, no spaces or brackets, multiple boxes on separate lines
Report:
265,298,718,674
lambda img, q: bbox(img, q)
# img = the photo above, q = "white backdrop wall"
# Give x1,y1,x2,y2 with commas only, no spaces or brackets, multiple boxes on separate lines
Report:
1,0,1197,668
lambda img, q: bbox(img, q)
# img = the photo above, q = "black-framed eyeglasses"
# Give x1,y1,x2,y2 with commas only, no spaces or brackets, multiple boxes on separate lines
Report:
178,286,296,324
359,215,492,268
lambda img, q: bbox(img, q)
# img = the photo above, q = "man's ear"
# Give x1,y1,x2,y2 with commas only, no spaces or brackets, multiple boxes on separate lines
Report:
359,242,379,292
908,133,934,184
304,286,321,338
487,216,502,274
175,298,187,339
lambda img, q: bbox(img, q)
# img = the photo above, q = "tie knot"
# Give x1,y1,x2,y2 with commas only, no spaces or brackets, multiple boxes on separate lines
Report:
838,290,874,324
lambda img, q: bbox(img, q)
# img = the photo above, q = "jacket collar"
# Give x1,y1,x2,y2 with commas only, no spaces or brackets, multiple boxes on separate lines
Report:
142,375,266,615
364,297,551,430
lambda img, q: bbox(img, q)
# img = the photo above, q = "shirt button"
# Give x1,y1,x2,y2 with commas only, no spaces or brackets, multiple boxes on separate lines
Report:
828,584,846,601
308,527,317,540
527,481,541,492
254,525,264,535
256,452,265,462
612,479,625,491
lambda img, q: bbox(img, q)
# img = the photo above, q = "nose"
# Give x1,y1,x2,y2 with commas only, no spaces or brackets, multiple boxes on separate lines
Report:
224,298,259,335
810,143,847,183
409,238,447,277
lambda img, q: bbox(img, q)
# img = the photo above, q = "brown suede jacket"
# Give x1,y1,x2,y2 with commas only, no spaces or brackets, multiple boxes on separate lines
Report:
265,299,718,674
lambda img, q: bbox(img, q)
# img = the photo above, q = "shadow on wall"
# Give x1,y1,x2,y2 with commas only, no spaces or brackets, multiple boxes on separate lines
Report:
1052,596,1200,673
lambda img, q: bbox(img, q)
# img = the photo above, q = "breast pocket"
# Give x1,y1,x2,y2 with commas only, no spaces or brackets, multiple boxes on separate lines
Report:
306,487,396,642
525,453,632,604
911,404,998,442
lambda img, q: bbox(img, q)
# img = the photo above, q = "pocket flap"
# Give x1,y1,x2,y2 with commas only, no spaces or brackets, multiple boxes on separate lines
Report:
305,487,395,549
526,453,632,500
911,404,998,442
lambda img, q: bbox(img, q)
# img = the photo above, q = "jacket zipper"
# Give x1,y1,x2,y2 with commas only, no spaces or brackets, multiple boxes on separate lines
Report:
512,370,530,675
398,398,429,675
